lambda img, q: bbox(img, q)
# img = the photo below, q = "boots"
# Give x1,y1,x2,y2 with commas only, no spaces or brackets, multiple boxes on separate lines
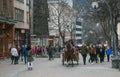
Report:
28,67,33,70
30,67,33,70
28,67,30,70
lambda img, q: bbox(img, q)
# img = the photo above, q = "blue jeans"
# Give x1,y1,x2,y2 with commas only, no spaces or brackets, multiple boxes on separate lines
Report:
23,55,26,64
22,54,26,64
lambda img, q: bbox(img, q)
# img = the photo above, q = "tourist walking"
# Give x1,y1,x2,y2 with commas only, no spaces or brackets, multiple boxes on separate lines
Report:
80,44,88,65
95,44,100,63
10,45,18,64
21,45,27,64
48,44,54,60
92,45,97,63
89,45,96,64
105,46,111,62
98,44,105,63
26,45,34,70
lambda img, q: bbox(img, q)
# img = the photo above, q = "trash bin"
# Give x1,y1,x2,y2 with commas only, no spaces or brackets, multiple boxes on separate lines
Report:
111,56,120,68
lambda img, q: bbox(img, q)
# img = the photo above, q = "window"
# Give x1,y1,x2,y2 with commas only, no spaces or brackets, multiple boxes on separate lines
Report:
76,28,82,31
26,0,29,5
76,34,82,37
16,0,24,3
76,21,81,25
15,8,24,22
3,0,7,16
26,12,29,24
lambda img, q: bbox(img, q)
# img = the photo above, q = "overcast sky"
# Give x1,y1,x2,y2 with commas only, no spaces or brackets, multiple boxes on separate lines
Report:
66,0,73,7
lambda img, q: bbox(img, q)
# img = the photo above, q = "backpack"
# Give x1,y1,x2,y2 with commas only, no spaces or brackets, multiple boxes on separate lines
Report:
27,50,31,57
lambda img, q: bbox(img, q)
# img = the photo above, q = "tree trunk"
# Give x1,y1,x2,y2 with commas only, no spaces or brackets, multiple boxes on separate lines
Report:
61,36,65,46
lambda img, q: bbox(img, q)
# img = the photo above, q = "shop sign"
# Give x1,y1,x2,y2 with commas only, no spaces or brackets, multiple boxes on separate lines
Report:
21,29,25,33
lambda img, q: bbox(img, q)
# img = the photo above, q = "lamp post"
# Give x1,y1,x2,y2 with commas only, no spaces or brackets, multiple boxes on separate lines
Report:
103,0,117,56
92,0,120,68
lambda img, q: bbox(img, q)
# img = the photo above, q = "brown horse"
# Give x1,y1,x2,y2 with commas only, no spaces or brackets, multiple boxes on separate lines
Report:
62,43,79,67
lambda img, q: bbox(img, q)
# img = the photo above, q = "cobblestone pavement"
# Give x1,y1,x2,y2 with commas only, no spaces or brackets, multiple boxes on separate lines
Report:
0,55,120,77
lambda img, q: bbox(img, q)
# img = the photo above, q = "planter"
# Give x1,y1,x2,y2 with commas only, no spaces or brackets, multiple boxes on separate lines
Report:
111,56,120,68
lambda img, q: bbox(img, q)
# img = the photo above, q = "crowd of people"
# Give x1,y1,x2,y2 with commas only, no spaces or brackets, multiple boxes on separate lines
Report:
9,44,62,70
79,44,112,65
62,40,112,65
31,45,61,60
10,44,34,70
9,40,113,70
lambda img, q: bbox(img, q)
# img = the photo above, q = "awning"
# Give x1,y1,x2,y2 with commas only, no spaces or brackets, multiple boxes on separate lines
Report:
0,16,16,24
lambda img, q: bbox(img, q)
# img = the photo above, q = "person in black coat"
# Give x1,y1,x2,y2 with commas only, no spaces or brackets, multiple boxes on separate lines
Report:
48,44,54,60
98,45,105,63
80,44,88,65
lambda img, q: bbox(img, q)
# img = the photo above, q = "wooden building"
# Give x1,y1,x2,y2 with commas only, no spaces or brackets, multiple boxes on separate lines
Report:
0,0,15,57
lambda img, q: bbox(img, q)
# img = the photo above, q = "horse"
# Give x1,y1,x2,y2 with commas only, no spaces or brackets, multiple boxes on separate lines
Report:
62,42,79,67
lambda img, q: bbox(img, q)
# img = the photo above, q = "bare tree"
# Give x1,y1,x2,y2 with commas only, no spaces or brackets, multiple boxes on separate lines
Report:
48,0,76,46
78,0,119,46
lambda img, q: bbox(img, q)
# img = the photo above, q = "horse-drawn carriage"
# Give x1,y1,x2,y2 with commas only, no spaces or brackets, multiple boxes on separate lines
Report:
62,47,79,66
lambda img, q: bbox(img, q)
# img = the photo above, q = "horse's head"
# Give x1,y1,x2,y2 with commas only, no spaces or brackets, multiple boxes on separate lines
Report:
66,42,71,47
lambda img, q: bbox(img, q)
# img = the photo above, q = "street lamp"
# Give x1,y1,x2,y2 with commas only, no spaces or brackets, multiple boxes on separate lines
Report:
92,1,120,68
92,1,114,53
92,2,99,9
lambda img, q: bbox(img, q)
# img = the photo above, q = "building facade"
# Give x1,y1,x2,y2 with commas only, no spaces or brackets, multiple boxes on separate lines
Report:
30,0,49,46
0,0,15,57
75,21,82,44
73,0,83,44
14,0,30,47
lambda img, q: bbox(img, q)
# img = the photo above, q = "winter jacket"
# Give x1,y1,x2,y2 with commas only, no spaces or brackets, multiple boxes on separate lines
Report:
80,46,88,54
11,48,18,57
26,50,34,62
106,48,111,55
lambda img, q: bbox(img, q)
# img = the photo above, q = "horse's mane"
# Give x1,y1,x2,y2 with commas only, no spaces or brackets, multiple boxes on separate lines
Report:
66,42,72,51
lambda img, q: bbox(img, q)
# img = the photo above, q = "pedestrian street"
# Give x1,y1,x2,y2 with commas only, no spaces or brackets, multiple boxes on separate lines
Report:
0,54,120,77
